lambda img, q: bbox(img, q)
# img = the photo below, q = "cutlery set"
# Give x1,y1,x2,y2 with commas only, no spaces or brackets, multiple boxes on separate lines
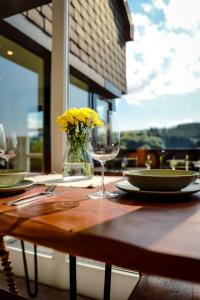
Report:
7,184,57,206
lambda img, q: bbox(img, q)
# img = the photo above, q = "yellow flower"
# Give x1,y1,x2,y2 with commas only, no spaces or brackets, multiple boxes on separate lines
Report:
56,115,68,130
57,107,103,132
76,114,86,123
94,118,104,127
66,112,75,125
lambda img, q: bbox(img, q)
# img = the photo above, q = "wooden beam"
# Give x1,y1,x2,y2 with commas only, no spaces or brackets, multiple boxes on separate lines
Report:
51,0,69,173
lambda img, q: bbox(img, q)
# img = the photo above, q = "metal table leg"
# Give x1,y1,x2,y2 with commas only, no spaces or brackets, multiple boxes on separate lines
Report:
21,243,78,299
69,258,112,300
104,264,112,300
20,244,111,300
69,255,77,300
20,240,38,298
0,235,18,294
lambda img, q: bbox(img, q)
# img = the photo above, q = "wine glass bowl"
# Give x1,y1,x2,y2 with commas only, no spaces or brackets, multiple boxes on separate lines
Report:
6,132,18,159
0,126,18,169
0,124,7,157
0,124,9,169
88,111,120,199
4,131,18,169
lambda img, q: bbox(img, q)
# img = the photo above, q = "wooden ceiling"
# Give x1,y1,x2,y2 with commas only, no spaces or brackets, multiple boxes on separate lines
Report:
0,0,51,19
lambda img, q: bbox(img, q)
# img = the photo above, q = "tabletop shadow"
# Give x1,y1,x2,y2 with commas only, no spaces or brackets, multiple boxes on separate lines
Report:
0,200,80,234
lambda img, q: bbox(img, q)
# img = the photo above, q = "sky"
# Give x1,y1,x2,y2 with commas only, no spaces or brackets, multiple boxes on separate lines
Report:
117,0,200,131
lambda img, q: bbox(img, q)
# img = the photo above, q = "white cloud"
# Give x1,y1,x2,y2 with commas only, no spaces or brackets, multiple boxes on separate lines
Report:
142,3,152,13
164,0,200,30
28,113,43,130
153,0,167,10
153,118,194,129
126,0,200,105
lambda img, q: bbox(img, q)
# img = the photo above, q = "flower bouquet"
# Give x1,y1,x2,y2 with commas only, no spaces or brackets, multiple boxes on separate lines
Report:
56,107,103,181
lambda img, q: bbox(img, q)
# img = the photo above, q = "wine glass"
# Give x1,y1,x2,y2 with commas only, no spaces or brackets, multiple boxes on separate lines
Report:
0,124,9,168
88,111,120,199
6,132,18,168
0,124,7,157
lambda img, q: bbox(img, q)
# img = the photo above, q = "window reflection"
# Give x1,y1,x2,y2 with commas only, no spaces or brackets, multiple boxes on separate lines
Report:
0,35,44,172
68,75,89,108
95,96,109,122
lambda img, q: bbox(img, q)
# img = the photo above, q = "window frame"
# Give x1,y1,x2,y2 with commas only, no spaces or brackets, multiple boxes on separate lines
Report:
0,20,51,173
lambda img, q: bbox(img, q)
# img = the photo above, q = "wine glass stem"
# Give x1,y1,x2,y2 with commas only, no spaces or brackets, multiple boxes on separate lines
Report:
100,162,105,194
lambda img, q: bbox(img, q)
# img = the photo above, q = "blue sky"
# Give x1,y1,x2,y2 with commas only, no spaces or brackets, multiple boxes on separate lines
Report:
117,0,200,131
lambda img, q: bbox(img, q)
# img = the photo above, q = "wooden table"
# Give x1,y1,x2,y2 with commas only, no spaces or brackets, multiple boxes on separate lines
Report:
1,179,200,293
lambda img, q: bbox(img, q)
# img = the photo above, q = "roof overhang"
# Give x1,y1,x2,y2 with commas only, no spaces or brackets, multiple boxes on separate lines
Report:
120,0,134,41
0,0,134,41
0,0,51,19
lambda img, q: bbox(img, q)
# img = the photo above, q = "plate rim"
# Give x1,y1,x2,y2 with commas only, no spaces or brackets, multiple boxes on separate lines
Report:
0,179,34,193
123,169,199,178
116,180,200,196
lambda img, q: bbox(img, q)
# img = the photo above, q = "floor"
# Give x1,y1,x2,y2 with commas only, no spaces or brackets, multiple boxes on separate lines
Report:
0,272,94,300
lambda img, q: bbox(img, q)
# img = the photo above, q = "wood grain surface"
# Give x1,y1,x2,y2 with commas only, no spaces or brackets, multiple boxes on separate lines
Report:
1,180,200,283
128,275,200,300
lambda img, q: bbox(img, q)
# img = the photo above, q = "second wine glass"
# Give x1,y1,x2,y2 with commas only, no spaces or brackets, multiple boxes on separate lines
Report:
6,132,18,168
0,124,9,168
0,124,7,157
88,111,120,199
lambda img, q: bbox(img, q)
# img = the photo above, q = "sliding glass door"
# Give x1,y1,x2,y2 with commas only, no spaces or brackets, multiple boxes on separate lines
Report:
0,34,48,172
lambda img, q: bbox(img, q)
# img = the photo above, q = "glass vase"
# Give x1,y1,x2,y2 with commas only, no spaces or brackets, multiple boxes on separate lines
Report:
62,134,94,182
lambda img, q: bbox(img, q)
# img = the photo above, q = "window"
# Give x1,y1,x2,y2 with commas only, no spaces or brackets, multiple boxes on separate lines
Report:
68,76,89,108
0,35,46,172
95,96,109,122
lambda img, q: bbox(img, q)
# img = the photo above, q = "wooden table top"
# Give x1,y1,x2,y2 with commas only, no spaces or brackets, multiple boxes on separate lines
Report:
1,179,200,282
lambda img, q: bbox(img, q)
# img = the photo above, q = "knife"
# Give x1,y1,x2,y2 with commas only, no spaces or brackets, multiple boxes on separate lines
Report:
8,193,58,206
7,184,57,206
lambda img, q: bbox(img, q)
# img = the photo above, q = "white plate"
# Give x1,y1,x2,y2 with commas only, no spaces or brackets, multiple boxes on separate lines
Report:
0,180,34,194
116,180,200,197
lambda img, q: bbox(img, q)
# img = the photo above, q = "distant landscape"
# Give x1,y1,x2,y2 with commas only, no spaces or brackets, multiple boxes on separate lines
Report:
120,123,200,150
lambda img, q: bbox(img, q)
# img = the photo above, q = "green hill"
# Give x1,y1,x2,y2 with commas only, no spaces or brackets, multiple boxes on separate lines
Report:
120,123,200,150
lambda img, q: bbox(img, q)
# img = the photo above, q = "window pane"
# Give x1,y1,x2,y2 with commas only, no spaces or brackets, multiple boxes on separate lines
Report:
95,96,109,122
0,35,44,172
68,76,88,108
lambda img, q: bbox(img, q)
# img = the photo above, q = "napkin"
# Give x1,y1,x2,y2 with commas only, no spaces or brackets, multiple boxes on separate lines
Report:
27,174,119,188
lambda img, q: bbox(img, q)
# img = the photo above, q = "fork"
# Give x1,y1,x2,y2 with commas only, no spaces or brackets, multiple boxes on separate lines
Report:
7,184,57,206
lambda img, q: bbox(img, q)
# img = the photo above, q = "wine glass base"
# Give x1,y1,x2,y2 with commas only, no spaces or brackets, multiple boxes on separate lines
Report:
88,191,118,200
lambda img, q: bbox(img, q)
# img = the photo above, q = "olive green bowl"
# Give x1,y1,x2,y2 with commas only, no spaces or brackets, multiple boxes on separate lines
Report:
123,169,199,191
0,170,28,188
